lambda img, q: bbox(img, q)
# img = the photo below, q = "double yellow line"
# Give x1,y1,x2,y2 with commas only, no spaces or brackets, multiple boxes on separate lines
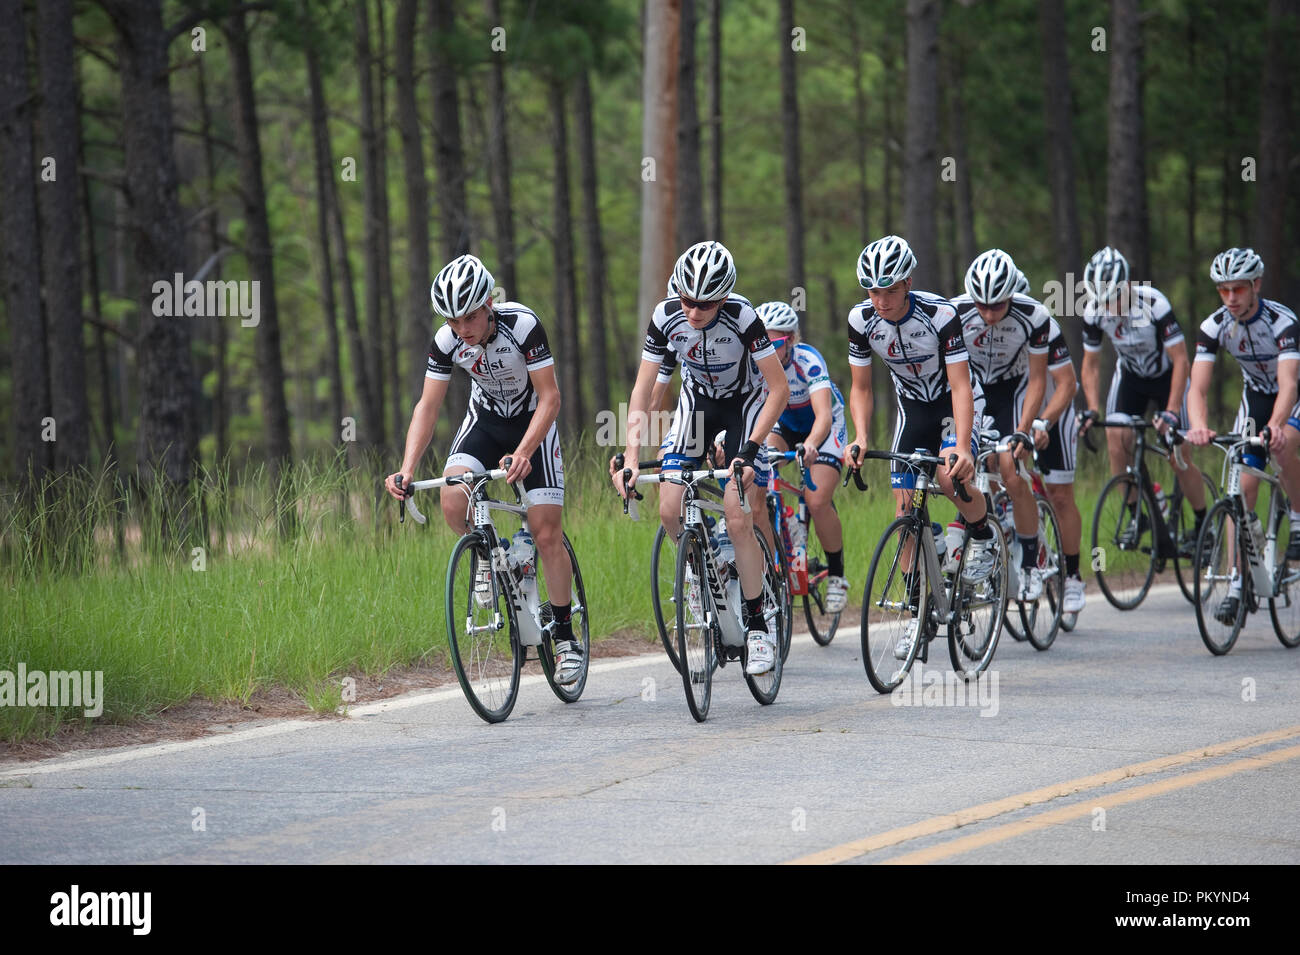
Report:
786,724,1300,865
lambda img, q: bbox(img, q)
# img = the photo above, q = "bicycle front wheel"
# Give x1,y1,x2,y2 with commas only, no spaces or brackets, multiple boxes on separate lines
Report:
861,517,927,694
1269,510,1300,649
949,519,1008,677
1092,472,1157,610
675,528,715,722
1172,469,1218,605
651,523,684,673
446,533,522,724
537,533,590,703
1023,496,1065,651
744,530,785,705
993,490,1026,643
1193,499,1245,656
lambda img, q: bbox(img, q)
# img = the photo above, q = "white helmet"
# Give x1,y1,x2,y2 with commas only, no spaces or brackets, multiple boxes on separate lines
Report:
964,249,1019,304
1210,247,1264,284
431,254,494,318
666,273,680,297
857,235,917,290
1013,269,1030,296
756,301,799,336
1083,246,1129,303
672,241,736,302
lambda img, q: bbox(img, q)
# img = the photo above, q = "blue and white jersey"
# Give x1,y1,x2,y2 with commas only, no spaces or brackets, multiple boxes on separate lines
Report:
778,342,845,435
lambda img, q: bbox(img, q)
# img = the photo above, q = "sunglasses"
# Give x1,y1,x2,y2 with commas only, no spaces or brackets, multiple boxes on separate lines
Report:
769,336,789,349
679,295,722,311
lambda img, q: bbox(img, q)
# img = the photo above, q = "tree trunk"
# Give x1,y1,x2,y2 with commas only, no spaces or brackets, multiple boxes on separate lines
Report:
307,45,345,447
396,0,432,426
374,0,401,449
676,0,706,248
903,0,940,289
1106,0,1149,277
883,34,896,235
575,70,610,417
947,51,976,272
226,6,292,477
37,0,90,472
638,0,680,326
484,0,518,297
777,0,805,299
79,83,115,465
1184,14,1198,336
0,0,49,484
355,0,388,451
707,0,722,240
847,0,869,247
1255,0,1296,300
195,54,226,468
549,79,582,437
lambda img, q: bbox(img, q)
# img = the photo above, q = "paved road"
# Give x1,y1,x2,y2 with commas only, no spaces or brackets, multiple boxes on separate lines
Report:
2,586,1298,864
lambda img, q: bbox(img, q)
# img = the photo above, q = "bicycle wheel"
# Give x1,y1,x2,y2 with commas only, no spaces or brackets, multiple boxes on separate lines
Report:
1171,469,1218,605
861,517,927,694
675,528,715,722
1023,496,1065,651
1092,472,1157,610
990,491,1025,643
651,523,683,673
764,498,794,662
537,533,590,703
802,492,841,645
948,519,1008,678
445,532,522,724
1193,500,1246,656
744,531,786,705
1269,510,1300,649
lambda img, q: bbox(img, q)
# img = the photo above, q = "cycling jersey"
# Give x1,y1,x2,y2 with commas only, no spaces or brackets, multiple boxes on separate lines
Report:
426,303,555,417
1081,284,1183,377
642,294,774,400
1194,298,1300,394
952,293,1050,386
847,290,970,402
778,343,845,432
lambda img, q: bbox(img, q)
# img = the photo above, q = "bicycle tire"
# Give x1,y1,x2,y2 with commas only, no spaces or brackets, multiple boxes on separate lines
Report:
675,527,715,722
1171,469,1218,605
992,490,1027,643
1092,472,1158,611
861,516,927,694
537,533,591,703
1269,507,1300,649
445,532,522,724
803,508,842,646
764,497,794,662
1193,499,1246,656
651,523,684,674
948,518,1008,677
744,531,785,706
1024,496,1065,651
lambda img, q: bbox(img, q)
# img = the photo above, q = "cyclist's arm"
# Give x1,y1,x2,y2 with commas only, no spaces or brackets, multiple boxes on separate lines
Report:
1268,358,1299,439
748,352,791,447
1040,363,1077,428
1186,359,1214,441
624,357,664,462
1080,349,1103,414
946,359,975,457
848,362,872,460
510,365,561,463
1018,352,1047,435
804,387,833,452
1165,342,1190,417
398,375,450,478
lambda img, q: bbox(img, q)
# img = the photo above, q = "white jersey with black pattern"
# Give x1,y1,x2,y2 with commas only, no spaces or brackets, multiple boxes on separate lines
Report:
952,292,1051,387
1194,298,1300,395
425,303,555,418
847,290,971,403
1081,284,1183,377
641,293,775,400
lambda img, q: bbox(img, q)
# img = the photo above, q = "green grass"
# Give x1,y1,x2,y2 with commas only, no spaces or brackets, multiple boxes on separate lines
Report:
0,445,1146,741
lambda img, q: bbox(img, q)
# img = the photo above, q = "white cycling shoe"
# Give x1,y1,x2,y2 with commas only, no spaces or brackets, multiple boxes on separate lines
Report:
894,619,920,660
1017,566,1044,602
553,639,585,686
962,537,997,582
744,630,776,675
1063,575,1086,614
824,575,849,613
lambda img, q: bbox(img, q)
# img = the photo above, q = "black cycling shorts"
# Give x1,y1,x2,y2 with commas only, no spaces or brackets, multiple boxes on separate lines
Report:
446,403,564,507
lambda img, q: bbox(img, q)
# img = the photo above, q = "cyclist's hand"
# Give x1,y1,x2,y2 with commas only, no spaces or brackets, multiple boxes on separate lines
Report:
502,452,531,484
1032,426,1050,450
1078,409,1099,434
610,452,638,499
1011,432,1032,460
1267,421,1287,454
1153,410,1179,435
1184,427,1215,447
800,443,816,468
944,448,976,485
847,441,865,470
385,472,411,501
728,457,756,492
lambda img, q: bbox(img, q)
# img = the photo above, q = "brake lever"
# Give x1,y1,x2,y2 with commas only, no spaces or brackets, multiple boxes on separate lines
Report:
793,443,818,492
395,474,406,524
948,453,972,503
733,460,751,514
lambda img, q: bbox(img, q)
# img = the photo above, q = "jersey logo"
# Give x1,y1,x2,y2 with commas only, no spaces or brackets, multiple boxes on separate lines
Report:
807,364,821,376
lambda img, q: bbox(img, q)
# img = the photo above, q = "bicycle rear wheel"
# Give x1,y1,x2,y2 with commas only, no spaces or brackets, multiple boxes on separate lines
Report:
537,533,590,703
993,490,1026,643
446,532,522,723
1172,469,1218,605
1092,472,1157,610
948,520,1008,677
744,531,785,705
1023,497,1064,651
651,524,684,673
861,517,927,694
1269,510,1300,649
675,528,715,722
1193,500,1246,655
764,498,793,662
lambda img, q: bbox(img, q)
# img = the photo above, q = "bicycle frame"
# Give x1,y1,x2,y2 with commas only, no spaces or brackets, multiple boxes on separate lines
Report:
1091,416,1180,560
1215,436,1289,598
766,448,818,596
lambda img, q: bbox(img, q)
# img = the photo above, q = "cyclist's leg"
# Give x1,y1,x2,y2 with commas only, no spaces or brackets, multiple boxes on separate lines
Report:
723,392,769,605
1274,400,1300,508
442,408,496,534
522,424,570,606
659,386,704,538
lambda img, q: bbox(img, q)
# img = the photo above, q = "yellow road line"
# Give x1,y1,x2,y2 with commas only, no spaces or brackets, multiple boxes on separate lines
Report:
785,723,1300,865
884,741,1300,864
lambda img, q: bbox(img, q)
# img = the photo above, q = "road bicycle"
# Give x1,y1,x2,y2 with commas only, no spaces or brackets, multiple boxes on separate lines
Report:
395,463,589,724
845,447,1008,693
1192,429,1300,655
617,456,787,722
1083,414,1217,609
766,446,840,646
975,424,1065,650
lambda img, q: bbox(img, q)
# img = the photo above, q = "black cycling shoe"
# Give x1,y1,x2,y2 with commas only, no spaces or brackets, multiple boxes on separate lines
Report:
1214,594,1240,626
1118,512,1151,550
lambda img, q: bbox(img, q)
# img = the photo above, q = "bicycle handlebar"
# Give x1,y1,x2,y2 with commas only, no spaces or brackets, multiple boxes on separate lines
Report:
842,446,971,502
396,458,514,526
768,443,818,492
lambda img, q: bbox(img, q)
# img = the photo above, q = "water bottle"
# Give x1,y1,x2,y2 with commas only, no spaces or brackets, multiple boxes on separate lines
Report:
509,527,539,611
944,522,965,574
789,506,807,557
1152,482,1168,522
715,520,735,578
1243,511,1264,562
930,521,945,558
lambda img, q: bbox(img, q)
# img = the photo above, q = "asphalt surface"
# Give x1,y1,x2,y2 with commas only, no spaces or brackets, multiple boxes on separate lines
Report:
2,585,1298,865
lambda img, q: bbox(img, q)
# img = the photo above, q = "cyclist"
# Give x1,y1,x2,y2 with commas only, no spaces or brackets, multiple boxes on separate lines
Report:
846,234,995,661
1078,246,1208,547
952,249,1050,602
1017,270,1087,615
1185,247,1300,622
385,254,582,684
611,241,790,675
758,301,850,613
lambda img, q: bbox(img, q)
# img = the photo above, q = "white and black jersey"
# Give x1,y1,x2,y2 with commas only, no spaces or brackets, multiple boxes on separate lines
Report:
1081,284,1183,377
425,303,555,418
1194,299,1300,395
952,293,1051,387
641,294,775,400
847,290,970,402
